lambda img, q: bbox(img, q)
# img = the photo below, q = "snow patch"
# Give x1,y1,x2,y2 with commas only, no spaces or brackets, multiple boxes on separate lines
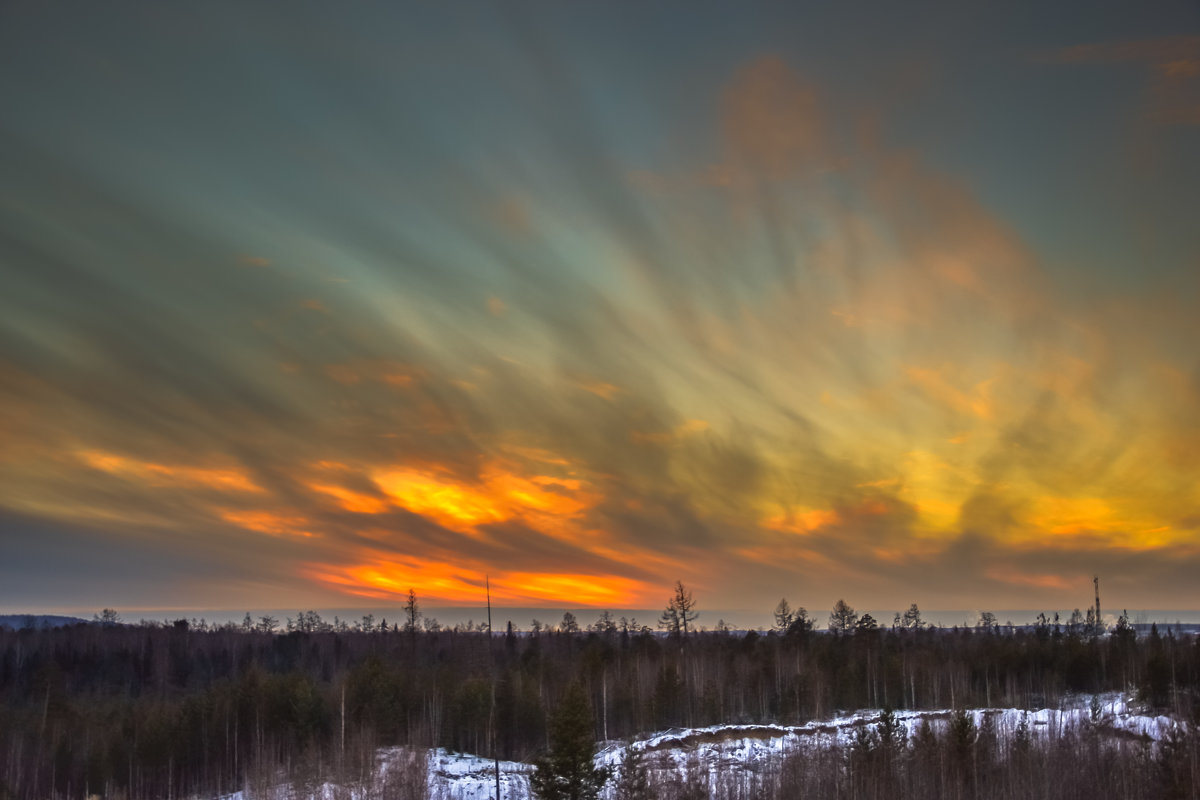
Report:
217,694,1188,800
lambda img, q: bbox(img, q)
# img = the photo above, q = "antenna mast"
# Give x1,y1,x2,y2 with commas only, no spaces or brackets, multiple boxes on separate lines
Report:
487,574,500,799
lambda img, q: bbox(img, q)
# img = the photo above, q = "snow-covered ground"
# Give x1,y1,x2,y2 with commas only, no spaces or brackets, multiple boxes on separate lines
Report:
222,693,1188,800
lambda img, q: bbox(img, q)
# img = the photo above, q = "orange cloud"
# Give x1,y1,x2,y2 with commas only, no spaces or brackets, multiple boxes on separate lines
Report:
498,572,645,606
857,478,902,489
1161,58,1200,79
324,364,361,385
323,360,421,387
373,469,509,529
1026,496,1119,537
306,482,390,514
221,509,315,538
578,380,620,399
631,418,710,445
1040,36,1200,126
765,507,841,535
78,450,264,494
371,461,595,533
1042,36,1200,66
985,567,1075,591
734,543,834,569
905,366,997,420
721,55,828,177
497,444,572,467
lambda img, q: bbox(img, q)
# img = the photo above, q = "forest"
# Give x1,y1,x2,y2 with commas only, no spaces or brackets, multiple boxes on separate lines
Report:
0,592,1197,800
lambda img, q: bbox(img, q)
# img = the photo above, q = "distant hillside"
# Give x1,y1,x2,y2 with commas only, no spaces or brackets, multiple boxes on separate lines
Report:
0,614,88,629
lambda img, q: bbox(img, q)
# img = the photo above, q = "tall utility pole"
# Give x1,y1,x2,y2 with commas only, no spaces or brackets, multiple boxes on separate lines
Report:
487,576,501,800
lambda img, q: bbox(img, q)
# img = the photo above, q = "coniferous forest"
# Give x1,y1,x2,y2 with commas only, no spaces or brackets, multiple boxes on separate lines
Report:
1,595,1198,800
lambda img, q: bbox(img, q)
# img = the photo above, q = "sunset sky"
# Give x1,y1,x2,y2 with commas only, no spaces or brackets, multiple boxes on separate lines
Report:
2,3,1199,618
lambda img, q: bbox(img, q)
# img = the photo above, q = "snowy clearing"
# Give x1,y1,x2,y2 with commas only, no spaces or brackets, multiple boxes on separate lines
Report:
220,693,1187,800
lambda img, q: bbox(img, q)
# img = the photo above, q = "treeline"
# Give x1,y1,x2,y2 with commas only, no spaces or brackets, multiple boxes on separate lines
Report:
0,602,1197,799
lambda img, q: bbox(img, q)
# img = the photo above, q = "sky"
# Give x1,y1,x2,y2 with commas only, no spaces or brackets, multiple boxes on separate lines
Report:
2,3,1199,618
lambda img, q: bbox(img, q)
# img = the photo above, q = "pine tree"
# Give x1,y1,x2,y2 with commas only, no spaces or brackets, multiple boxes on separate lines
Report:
829,599,857,633
901,603,923,630
785,607,814,637
876,707,906,752
613,741,652,800
530,683,610,800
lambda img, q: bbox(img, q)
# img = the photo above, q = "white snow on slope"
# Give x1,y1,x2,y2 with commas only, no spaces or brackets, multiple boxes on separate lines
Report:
220,693,1187,800
424,749,532,800
427,693,1186,800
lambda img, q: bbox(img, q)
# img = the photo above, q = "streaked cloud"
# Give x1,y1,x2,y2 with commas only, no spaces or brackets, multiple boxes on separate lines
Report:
1,5,1198,615
1039,35,1200,126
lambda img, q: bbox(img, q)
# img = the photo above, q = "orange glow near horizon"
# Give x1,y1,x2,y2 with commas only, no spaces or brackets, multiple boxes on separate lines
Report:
294,457,655,604
306,556,651,607
65,436,1193,610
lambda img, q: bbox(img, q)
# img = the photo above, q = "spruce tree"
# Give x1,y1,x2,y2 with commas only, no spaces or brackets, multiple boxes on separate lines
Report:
613,741,652,800
531,682,610,800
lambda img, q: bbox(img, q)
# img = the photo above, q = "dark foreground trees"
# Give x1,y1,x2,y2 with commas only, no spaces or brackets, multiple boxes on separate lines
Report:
0,604,1197,800
531,682,609,800
770,713,1200,800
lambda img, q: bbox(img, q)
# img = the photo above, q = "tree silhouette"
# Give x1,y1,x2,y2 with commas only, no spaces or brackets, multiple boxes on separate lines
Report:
530,682,609,800
403,589,420,633
828,599,857,633
659,581,698,637
613,741,652,800
773,599,794,633
901,603,924,630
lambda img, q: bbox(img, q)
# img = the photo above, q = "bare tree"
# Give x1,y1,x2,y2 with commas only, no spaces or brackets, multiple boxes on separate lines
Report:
659,581,699,637
773,599,795,633
404,589,420,633
94,608,122,625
